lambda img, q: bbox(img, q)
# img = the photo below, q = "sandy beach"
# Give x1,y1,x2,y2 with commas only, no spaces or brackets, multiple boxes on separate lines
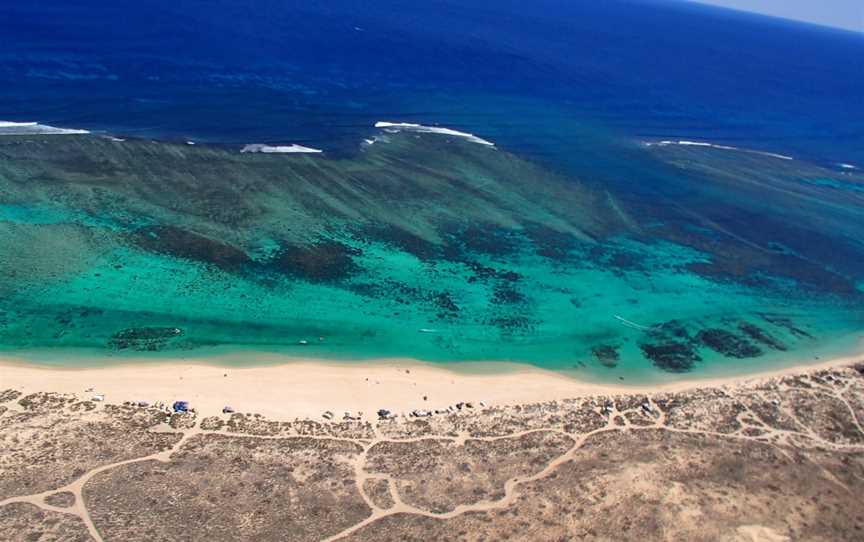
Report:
3,351,864,541
2,351,862,419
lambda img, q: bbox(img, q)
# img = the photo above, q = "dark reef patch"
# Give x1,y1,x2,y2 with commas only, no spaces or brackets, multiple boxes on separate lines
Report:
759,313,814,339
687,255,857,295
523,225,579,262
271,241,361,282
449,224,522,257
650,320,691,341
640,320,702,372
639,342,702,373
491,284,525,305
346,282,383,299
738,322,787,351
696,328,763,359
663,205,861,297
49,154,123,179
592,345,620,368
350,280,422,306
108,326,184,351
130,226,250,271
485,315,537,335
586,245,646,272
466,263,521,284
359,225,441,261
432,292,460,319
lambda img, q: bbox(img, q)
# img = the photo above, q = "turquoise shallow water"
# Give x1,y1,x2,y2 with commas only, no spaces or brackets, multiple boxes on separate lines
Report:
0,131,863,382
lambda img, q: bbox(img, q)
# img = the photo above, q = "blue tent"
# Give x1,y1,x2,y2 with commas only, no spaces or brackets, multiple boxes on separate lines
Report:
172,401,189,413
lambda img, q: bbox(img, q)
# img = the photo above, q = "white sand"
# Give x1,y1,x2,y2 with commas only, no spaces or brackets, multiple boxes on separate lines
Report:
1,352,861,420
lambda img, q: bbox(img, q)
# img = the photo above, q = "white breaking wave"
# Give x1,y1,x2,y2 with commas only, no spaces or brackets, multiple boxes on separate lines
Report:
241,143,323,154
375,121,495,146
645,140,793,161
0,121,36,127
0,120,90,135
839,163,858,170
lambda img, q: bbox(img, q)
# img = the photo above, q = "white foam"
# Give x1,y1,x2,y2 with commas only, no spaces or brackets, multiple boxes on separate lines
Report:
241,143,323,154
375,121,495,146
0,121,38,128
645,140,793,161
754,151,794,161
0,120,89,135
839,163,858,170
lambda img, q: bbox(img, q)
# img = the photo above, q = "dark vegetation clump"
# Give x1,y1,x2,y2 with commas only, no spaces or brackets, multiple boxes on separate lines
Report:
44,492,76,508
0,389,22,403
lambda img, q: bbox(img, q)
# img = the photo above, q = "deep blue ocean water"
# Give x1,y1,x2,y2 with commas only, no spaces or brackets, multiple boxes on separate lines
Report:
2,0,862,166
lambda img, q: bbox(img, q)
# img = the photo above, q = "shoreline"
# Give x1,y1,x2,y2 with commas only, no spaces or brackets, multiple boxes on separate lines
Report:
2,351,862,419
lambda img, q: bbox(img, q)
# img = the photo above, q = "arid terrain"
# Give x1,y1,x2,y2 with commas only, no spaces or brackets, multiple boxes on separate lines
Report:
2,362,864,541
